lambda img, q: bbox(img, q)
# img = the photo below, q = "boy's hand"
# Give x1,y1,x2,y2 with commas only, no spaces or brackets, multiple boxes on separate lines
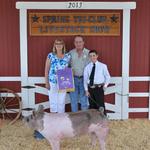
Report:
103,85,107,92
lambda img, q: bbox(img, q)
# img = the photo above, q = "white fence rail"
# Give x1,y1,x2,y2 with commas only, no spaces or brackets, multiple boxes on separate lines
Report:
0,76,150,119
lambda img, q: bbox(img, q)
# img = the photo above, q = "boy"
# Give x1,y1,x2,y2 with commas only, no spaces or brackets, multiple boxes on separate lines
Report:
84,50,111,114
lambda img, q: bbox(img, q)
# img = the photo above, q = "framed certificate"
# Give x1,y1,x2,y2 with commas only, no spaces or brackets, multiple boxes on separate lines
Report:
57,68,75,92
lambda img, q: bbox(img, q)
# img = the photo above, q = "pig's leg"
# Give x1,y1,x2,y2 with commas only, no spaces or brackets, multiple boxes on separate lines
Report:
89,132,97,146
95,131,105,150
94,127,108,150
48,138,60,150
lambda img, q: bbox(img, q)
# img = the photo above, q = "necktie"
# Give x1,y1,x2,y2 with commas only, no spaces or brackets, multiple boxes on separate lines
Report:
89,63,95,86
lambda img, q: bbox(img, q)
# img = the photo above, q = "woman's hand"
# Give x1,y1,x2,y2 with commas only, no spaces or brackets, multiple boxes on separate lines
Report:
45,82,50,90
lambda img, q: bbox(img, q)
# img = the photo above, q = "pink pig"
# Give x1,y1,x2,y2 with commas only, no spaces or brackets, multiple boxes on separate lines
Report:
23,105,109,150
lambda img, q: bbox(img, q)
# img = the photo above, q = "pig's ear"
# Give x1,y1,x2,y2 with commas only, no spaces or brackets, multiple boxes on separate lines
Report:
36,105,44,119
99,107,105,117
32,109,36,117
37,105,44,113
99,107,104,113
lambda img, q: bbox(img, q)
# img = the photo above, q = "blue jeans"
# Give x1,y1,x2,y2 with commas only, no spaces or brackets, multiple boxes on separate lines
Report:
69,76,88,112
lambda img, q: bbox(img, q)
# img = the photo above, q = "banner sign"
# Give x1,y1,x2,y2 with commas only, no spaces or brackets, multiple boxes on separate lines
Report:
29,13,120,36
57,68,75,92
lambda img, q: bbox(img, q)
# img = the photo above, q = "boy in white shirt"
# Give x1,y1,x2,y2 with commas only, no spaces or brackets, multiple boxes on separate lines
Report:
84,50,111,114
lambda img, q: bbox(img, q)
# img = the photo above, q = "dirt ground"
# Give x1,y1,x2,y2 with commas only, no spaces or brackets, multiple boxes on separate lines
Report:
0,119,150,150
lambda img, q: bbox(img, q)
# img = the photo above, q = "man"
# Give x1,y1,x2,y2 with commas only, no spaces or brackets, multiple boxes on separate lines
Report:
69,35,90,112
84,50,111,114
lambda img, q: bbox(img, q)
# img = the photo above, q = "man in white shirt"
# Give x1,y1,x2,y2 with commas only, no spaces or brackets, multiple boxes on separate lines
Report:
84,50,111,114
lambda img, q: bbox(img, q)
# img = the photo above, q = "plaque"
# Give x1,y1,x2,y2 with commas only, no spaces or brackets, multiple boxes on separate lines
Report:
57,68,75,92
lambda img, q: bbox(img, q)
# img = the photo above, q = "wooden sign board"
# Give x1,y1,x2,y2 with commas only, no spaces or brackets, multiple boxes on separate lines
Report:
29,13,120,36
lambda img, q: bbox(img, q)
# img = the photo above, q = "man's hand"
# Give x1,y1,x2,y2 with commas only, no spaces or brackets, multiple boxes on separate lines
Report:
85,90,90,97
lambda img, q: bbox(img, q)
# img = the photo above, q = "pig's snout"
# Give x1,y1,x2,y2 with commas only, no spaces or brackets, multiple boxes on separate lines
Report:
21,115,27,121
22,115,33,124
26,118,29,122
21,115,25,121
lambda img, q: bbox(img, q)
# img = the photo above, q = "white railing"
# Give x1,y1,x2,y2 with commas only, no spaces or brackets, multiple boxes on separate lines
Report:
27,77,122,119
129,77,150,119
0,76,149,119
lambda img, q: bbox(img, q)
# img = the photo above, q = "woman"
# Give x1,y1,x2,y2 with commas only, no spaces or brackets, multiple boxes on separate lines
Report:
45,39,71,113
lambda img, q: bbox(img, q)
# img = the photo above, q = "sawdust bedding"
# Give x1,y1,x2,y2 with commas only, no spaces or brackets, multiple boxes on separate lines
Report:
0,119,150,150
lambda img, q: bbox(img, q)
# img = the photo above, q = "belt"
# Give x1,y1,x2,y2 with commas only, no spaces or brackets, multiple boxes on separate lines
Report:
88,83,104,89
74,75,83,79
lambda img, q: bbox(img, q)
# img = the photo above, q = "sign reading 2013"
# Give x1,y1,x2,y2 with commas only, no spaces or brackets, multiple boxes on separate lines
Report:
67,2,83,8
29,13,120,36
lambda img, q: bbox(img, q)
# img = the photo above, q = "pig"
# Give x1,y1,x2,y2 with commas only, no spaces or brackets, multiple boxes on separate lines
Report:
23,105,109,150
